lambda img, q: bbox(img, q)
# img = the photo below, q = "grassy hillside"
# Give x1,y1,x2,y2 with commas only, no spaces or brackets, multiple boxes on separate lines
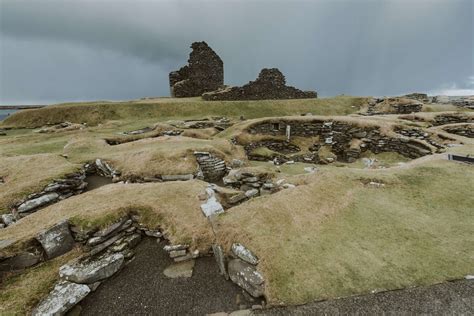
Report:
1,96,367,128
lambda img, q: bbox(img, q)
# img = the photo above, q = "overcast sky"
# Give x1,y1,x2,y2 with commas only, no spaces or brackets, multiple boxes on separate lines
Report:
0,0,473,105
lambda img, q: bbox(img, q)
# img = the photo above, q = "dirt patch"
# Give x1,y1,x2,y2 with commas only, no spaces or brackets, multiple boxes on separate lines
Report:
79,238,256,315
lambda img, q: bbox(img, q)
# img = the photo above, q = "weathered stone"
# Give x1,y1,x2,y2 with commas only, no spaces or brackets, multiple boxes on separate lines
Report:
93,218,129,238
124,233,142,248
201,193,225,217
89,232,125,256
169,249,187,258
170,41,224,97
144,230,162,238
164,244,189,252
17,192,59,213
163,260,195,278
110,242,128,252
32,281,90,316
59,252,124,284
203,68,316,101
228,192,247,204
36,221,75,259
161,174,194,181
245,189,259,198
212,244,228,280
0,252,42,271
1,213,15,226
228,259,264,298
232,243,259,265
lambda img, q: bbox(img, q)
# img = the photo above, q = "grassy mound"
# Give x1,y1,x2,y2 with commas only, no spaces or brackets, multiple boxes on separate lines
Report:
0,154,81,214
215,158,474,305
1,97,367,128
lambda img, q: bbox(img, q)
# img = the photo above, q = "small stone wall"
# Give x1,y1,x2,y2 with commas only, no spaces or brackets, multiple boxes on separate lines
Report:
245,119,433,163
169,41,224,97
194,152,227,182
364,97,423,115
202,68,317,101
433,113,474,126
443,124,474,138
403,93,429,103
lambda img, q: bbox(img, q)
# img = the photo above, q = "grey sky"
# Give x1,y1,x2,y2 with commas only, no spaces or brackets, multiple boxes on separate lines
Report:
0,0,473,104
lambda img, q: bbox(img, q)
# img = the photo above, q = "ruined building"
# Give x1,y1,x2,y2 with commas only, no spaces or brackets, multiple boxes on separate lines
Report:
169,42,224,97
202,68,317,101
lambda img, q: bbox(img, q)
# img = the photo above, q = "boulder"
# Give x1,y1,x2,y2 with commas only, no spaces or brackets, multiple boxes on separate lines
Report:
0,252,42,271
228,259,265,298
17,193,59,213
231,243,259,265
36,221,75,259
32,281,90,316
59,252,124,284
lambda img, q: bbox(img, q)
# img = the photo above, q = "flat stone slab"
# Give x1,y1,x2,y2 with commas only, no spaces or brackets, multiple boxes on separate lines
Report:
60,252,124,284
18,192,59,213
0,252,42,271
36,220,75,259
228,259,264,298
231,243,259,265
32,281,90,316
163,260,195,278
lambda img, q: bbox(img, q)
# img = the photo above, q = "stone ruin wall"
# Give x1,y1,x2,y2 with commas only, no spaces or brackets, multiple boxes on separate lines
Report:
245,119,433,163
169,42,224,97
202,68,317,101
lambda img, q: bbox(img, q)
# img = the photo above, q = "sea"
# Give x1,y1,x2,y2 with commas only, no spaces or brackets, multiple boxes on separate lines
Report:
0,109,17,121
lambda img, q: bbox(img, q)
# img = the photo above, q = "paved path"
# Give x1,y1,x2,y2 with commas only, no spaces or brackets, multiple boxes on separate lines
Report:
79,237,256,315
260,279,474,315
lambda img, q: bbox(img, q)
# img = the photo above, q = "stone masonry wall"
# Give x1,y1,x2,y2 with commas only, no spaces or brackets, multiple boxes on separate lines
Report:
202,68,317,101
245,119,432,163
169,42,224,97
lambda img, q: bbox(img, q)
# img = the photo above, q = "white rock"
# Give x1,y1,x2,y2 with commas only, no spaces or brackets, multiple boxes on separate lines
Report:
282,183,296,189
232,243,259,265
200,196,224,217
163,244,189,252
1,213,15,226
59,252,124,284
245,189,259,198
32,281,90,316
18,193,59,213
36,220,75,259
228,259,264,298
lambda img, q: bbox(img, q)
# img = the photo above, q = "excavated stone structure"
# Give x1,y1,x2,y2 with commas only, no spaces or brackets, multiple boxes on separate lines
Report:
169,42,224,97
202,68,317,100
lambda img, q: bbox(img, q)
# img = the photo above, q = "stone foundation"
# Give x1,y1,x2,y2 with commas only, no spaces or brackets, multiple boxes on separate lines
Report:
443,124,474,138
244,119,433,163
364,97,423,115
202,68,317,101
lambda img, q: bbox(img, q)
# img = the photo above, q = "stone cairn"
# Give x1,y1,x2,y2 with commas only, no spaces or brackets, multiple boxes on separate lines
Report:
202,68,317,101
169,41,224,97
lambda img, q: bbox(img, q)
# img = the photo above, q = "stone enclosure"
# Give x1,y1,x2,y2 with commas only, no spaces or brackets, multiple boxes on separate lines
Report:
243,119,436,164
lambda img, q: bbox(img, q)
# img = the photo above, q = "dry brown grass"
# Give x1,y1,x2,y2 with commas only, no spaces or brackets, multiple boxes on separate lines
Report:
0,180,214,255
0,154,81,213
0,248,83,315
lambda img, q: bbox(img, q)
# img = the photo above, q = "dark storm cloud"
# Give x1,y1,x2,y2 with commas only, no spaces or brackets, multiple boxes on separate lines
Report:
0,0,473,104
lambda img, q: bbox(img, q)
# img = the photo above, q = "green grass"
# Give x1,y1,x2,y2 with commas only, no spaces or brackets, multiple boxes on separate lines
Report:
1,96,367,128
216,159,474,305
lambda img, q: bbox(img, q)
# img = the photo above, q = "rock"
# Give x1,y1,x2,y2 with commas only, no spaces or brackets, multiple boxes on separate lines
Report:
93,218,129,238
231,159,244,168
17,192,59,213
228,259,265,298
88,282,101,292
1,214,15,226
228,192,247,204
212,244,228,280
124,233,142,248
0,252,42,271
164,244,189,252
201,195,224,217
161,174,194,181
231,243,259,265
88,232,125,255
169,249,187,258
173,250,199,262
144,230,162,238
282,183,296,189
245,189,259,198
36,221,75,259
465,275,474,280
59,252,124,284
163,260,195,278
110,242,128,252
32,281,90,316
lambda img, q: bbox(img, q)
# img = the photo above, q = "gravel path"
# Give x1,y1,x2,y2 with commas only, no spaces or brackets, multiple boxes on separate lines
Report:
79,237,256,315
260,279,474,315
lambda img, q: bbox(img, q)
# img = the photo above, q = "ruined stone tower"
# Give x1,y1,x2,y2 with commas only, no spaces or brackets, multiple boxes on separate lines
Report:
169,42,224,97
